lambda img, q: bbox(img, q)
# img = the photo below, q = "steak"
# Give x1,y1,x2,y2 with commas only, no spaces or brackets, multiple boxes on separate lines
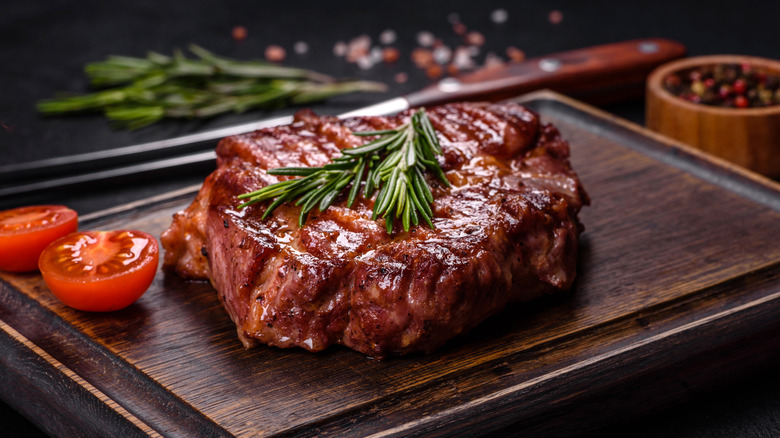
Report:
161,102,588,358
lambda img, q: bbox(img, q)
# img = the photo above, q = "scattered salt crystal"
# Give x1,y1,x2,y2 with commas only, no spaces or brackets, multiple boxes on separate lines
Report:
433,45,452,65
453,46,476,70
417,31,435,47
447,13,460,24
394,72,409,83
549,10,563,24
346,34,372,62
356,56,375,70
379,29,397,45
333,41,347,57
466,45,480,56
370,46,384,63
232,25,248,41
293,41,309,55
483,52,504,69
265,45,286,62
490,9,508,24
465,31,485,47
453,22,467,36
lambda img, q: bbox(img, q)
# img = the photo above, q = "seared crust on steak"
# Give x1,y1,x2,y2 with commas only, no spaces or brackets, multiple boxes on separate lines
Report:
161,102,588,358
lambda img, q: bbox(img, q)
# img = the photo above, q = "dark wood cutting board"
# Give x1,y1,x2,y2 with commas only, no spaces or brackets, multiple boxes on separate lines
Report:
2,91,780,438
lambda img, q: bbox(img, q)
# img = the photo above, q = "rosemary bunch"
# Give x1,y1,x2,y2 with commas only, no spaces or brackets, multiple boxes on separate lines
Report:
237,109,450,233
37,45,386,129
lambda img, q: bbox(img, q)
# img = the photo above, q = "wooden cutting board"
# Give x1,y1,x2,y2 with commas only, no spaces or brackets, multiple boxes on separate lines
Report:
2,91,780,437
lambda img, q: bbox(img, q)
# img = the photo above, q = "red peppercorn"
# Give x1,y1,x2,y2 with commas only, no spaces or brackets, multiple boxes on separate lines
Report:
665,74,681,88
506,46,526,63
232,26,248,41
411,48,435,68
382,47,400,63
733,79,747,94
664,63,780,108
426,64,443,79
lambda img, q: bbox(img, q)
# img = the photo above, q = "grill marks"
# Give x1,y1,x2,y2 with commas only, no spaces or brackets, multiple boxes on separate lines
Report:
161,102,588,358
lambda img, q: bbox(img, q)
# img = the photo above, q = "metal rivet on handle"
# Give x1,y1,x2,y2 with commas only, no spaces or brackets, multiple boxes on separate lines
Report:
437,78,462,93
638,41,660,54
538,58,562,72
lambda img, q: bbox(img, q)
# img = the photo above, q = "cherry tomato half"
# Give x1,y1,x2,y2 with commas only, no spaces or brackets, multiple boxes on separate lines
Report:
0,205,78,272
39,230,159,312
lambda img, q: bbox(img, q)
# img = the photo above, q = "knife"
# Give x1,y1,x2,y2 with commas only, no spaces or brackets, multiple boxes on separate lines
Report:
0,38,684,199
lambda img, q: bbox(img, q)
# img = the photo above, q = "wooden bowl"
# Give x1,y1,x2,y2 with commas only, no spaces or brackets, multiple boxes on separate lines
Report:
646,55,780,179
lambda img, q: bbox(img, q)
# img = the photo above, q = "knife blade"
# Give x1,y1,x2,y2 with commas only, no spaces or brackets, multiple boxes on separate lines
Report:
0,38,685,199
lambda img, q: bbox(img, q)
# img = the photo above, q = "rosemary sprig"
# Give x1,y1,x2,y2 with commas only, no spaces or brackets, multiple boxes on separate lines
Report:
37,44,386,130
237,109,450,233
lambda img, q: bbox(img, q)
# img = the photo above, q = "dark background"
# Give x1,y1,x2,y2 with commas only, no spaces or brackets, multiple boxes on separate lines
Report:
2,0,780,436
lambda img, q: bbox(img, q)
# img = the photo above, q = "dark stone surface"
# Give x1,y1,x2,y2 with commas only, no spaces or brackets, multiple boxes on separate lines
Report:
1,0,779,436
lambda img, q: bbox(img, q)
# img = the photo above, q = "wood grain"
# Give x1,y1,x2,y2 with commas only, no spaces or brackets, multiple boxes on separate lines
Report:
406,38,686,107
1,91,779,437
645,55,780,179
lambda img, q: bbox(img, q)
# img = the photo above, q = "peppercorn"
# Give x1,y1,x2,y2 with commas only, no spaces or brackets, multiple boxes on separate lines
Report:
733,79,747,94
664,62,780,108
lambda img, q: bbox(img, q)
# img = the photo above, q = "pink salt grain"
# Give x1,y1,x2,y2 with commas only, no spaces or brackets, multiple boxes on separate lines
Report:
346,35,371,62
549,10,563,24
465,31,485,47
379,29,397,45
417,31,435,48
453,46,476,70
483,52,504,69
333,41,347,57
265,45,286,62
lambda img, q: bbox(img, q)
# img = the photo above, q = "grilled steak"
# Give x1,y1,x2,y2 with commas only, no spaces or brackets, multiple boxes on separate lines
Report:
161,102,588,358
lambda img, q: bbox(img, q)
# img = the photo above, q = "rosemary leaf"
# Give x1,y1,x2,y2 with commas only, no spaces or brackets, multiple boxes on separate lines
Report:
238,109,447,233
38,45,386,129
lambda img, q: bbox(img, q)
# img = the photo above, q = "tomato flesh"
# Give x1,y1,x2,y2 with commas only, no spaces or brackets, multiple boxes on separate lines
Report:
39,230,159,312
0,205,78,272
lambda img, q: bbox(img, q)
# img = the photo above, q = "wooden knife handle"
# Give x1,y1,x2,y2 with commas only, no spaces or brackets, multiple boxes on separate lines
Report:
404,38,686,107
